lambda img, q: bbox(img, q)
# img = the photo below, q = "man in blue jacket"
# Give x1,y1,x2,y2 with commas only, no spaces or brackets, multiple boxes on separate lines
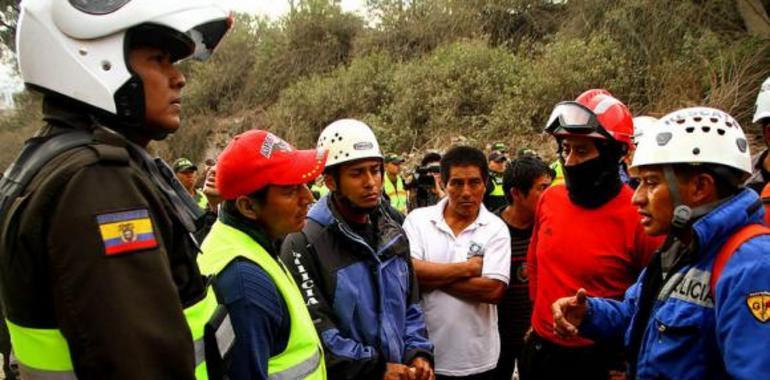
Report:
552,107,770,379
281,119,435,380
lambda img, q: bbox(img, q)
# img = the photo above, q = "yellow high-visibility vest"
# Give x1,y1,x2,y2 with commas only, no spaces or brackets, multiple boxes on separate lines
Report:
198,221,326,380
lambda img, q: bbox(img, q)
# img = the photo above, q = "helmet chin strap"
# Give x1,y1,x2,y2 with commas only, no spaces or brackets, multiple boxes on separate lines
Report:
663,165,721,231
664,165,691,229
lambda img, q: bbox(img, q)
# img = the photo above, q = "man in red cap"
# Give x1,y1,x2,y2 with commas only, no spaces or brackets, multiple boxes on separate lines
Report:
520,90,662,379
197,130,328,380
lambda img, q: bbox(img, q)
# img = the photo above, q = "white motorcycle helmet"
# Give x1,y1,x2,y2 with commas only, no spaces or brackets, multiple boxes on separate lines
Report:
16,0,231,123
754,76,770,124
317,119,383,169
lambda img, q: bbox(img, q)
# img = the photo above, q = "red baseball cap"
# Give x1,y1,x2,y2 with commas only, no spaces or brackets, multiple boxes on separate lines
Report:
216,130,328,200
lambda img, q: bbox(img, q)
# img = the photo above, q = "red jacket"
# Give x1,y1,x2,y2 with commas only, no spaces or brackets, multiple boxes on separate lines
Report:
527,184,662,347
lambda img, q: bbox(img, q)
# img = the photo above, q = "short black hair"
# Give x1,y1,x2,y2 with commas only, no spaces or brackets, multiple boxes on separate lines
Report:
440,146,488,185
221,186,271,216
503,156,554,204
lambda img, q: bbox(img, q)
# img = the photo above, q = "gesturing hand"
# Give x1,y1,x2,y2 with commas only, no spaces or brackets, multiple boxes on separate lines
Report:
552,288,589,338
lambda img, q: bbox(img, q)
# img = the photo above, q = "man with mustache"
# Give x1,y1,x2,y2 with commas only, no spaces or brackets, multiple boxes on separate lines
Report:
0,1,232,379
521,89,662,379
198,130,327,380
552,107,770,379
281,119,435,380
403,146,511,380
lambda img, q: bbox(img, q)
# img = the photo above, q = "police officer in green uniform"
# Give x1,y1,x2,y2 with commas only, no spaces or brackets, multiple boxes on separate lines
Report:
0,1,231,378
383,153,408,214
484,150,508,211
174,157,209,210
198,130,327,380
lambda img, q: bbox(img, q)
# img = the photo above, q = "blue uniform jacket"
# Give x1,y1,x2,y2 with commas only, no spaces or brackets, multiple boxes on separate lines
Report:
280,195,434,379
581,189,770,379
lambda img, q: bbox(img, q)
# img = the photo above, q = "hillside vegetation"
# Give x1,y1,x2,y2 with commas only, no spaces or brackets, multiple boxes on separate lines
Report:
1,0,770,167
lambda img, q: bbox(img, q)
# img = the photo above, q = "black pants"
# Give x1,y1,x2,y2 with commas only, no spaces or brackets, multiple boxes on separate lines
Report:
519,332,625,380
436,369,495,380
491,343,523,380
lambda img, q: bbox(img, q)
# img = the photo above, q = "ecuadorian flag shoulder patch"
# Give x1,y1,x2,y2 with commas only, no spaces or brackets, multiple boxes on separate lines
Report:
96,209,159,256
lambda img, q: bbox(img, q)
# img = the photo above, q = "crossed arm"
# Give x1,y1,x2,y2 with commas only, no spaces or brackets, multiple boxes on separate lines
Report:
412,257,506,304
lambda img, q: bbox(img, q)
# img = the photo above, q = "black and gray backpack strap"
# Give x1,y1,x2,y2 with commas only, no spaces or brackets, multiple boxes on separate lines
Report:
0,131,94,215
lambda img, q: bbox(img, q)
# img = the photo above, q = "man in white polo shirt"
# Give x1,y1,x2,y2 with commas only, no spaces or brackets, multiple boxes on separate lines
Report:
404,146,511,380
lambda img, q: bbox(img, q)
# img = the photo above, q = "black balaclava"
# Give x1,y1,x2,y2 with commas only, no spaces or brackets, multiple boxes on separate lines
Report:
562,140,624,209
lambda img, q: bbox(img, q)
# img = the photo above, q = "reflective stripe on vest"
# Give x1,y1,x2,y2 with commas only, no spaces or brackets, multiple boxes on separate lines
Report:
198,221,326,380
184,286,224,379
269,346,322,380
17,365,76,380
384,175,407,213
7,286,221,379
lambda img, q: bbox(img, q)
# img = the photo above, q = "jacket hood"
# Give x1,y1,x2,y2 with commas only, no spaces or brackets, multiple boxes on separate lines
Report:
307,194,336,227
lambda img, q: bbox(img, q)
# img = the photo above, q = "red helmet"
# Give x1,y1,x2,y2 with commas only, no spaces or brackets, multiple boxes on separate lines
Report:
545,89,634,151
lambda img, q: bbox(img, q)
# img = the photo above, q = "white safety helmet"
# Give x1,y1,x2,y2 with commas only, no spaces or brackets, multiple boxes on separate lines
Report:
632,116,658,145
317,119,383,169
631,107,751,178
754,76,770,124
633,107,751,229
16,0,231,121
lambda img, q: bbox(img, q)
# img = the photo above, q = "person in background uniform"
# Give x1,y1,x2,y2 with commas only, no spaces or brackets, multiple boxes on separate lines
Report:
484,151,508,212
404,146,511,380
174,157,208,210
492,142,509,155
281,119,434,380
384,153,409,214
310,175,330,201
491,156,553,380
549,160,565,186
746,76,770,194
0,1,231,378
198,130,327,380
553,107,770,379
517,148,538,158
522,89,662,379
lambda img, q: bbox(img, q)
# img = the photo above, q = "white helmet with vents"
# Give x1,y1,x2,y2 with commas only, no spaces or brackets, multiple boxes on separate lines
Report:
631,107,751,177
317,119,383,169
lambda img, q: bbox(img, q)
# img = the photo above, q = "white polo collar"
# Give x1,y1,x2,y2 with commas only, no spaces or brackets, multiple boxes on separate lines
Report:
429,197,491,234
